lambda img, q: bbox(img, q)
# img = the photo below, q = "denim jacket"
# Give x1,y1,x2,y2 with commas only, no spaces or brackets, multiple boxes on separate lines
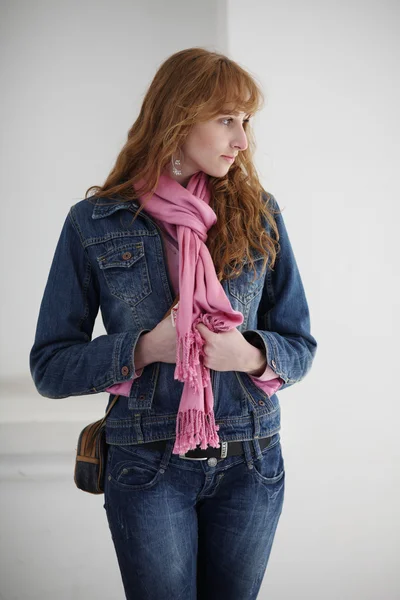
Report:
29,192,317,445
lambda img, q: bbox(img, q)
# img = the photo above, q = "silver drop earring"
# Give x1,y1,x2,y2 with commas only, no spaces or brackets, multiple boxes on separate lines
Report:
171,148,183,176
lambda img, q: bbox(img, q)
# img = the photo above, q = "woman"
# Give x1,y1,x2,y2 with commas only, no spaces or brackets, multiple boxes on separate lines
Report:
30,47,317,599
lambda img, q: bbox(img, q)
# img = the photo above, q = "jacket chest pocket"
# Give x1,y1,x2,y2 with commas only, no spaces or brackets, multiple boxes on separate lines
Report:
228,254,266,305
97,242,151,305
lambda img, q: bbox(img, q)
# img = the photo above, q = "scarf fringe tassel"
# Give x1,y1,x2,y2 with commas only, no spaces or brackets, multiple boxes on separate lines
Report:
174,328,208,393
172,408,220,454
173,326,220,454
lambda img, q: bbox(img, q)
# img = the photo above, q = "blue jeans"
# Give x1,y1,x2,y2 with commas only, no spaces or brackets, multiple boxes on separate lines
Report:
103,433,285,600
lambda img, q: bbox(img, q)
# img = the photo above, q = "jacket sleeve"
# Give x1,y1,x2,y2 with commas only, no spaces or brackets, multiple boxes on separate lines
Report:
242,195,317,391
29,209,150,399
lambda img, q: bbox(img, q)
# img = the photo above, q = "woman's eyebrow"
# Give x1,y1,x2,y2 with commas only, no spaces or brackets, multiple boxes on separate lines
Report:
220,111,251,118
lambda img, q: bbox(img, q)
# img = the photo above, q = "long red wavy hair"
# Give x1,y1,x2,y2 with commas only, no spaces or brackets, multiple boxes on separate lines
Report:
85,47,281,282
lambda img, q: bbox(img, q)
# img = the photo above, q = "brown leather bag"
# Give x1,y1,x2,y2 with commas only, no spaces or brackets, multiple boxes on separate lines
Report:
74,394,120,494
74,294,180,494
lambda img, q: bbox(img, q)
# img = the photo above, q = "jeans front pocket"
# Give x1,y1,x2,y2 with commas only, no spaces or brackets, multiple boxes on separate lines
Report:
251,434,285,486
106,443,164,492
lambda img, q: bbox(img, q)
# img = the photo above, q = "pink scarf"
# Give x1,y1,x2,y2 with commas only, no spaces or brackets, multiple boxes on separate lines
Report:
134,170,244,455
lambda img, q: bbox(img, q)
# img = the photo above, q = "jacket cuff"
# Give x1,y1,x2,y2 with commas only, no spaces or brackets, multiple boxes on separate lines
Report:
115,329,151,383
242,329,288,383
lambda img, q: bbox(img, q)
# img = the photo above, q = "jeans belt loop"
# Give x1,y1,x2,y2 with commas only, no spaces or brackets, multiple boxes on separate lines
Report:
220,441,228,458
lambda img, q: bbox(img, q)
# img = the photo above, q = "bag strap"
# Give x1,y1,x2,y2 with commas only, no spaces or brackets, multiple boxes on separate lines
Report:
98,394,120,426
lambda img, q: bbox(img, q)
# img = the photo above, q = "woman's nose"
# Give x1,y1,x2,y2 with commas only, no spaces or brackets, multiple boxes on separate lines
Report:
231,129,248,152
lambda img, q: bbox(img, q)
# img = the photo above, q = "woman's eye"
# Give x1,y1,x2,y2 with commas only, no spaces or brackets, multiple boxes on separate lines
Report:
221,118,250,126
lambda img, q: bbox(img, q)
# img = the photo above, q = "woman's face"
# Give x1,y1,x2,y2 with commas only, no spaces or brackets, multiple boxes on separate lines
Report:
166,111,250,187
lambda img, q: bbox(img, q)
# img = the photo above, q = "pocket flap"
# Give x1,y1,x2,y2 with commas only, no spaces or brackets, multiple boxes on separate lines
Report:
97,243,144,269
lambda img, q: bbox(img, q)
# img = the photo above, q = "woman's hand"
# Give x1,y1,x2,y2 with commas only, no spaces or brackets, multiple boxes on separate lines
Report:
195,322,265,373
146,300,265,372
149,311,177,364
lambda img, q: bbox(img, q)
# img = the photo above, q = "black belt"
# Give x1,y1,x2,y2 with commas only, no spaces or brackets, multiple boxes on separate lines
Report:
135,436,272,461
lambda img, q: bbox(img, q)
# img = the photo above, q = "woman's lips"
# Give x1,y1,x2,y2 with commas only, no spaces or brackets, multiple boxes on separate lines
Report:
221,155,235,163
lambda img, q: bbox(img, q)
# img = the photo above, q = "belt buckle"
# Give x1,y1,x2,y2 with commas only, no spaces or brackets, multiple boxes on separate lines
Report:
179,442,228,461
178,454,208,461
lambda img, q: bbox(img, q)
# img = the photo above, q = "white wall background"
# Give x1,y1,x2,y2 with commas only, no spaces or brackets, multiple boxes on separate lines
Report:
0,0,399,599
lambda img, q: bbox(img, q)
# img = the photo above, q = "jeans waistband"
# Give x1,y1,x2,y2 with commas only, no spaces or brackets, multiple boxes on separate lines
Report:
131,436,272,461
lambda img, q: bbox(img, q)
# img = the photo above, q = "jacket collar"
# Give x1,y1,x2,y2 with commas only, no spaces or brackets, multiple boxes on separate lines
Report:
91,197,140,220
